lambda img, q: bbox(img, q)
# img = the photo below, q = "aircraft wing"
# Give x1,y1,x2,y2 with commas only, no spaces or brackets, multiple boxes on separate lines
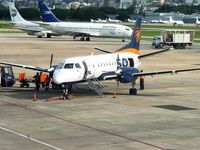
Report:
13,26,52,33
0,61,48,72
132,68,200,77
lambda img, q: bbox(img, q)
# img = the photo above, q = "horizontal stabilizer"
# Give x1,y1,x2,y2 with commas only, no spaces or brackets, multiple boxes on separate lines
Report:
94,47,112,53
139,47,172,59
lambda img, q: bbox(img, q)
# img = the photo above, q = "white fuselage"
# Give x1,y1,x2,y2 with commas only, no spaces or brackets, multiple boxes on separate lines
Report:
108,18,122,23
169,17,184,25
43,22,132,38
196,17,200,25
53,52,140,84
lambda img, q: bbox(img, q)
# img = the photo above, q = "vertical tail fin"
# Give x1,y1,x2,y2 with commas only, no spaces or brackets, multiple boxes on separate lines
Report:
38,0,61,22
169,16,173,22
7,2,27,23
115,17,141,54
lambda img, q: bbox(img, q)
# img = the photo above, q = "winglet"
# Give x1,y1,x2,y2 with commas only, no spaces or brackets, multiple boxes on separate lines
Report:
38,0,61,22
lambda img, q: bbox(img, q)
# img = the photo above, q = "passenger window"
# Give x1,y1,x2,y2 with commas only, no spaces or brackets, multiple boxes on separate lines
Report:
75,63,81,68
64,63,74,69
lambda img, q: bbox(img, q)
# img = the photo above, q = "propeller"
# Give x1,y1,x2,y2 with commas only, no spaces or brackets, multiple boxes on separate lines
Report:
47,53,54,73
50,53,53,68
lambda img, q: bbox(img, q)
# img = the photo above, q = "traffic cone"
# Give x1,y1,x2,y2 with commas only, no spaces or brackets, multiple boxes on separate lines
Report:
33,92,37,101
112,91,117,98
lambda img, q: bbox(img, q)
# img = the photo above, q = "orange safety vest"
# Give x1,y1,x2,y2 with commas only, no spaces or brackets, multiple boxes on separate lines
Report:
40,73,48,83
19,72,26,81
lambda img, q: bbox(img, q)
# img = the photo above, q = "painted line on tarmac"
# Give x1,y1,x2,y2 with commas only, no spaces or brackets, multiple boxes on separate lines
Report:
0,99,168,150
0,126,63,150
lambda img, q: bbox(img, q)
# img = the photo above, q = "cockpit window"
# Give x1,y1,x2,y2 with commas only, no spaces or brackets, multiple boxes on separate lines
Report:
125,28,130,31
75,63,81,68
64,63,74,69
57,63,64,69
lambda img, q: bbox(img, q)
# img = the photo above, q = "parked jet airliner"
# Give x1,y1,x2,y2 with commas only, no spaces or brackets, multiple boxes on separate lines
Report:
169,16,184,26
196,17,200,26
160,16,184,26
6,2,57,38
0,17,200,99
108,18,122,23
90,18,108,23
38,0,132,41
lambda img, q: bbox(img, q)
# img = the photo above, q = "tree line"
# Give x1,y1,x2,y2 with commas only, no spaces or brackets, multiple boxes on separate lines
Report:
1,4,200,21
155,4,200,14
0,5,135,21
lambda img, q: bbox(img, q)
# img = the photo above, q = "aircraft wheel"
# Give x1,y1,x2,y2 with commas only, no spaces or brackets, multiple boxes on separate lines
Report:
129,88,137,95
37,36,42,38
80,37,85,41
86,37,90,41
26,83,30,88
47,34,51,38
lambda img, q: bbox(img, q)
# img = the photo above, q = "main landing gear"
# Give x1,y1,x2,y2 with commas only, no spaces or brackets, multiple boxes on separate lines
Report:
129,81,137,95
62,83,72,99
80,36,90,41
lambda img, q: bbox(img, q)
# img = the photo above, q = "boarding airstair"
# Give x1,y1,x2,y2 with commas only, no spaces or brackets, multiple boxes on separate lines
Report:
86,76,104,97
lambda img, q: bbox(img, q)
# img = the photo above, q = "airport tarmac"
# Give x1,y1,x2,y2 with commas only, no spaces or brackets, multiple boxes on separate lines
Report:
0,33,200,150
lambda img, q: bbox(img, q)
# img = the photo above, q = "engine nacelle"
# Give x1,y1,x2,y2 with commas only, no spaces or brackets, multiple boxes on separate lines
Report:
33,31,45,37
119,67,139,83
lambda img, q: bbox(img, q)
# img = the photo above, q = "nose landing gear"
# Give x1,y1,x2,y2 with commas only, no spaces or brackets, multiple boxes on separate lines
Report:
129,80,137,95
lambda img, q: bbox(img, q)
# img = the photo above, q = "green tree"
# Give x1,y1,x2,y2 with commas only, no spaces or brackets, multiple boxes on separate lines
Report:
19,8,40,20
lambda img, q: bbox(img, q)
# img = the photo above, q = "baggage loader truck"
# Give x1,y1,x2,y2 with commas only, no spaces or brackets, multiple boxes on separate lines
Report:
152,29,195,49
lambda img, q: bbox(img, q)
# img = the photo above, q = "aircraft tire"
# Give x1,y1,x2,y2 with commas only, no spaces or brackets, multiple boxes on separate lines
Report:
80,37,84,41
129,88,137,95
86,37,90,41
47,34,51,38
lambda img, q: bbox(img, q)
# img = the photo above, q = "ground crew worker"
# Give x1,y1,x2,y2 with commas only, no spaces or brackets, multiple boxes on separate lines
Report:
33,72,40,91
140,70,144,90
45,75,50,91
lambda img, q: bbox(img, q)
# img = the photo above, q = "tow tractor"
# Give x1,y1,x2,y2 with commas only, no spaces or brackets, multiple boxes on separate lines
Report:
0,65,15,87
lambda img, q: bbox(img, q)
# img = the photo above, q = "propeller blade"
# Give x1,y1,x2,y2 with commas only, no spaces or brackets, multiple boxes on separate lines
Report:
50,53,53,68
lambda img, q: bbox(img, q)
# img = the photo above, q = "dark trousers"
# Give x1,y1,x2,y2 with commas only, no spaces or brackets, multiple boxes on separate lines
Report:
140,79,144,90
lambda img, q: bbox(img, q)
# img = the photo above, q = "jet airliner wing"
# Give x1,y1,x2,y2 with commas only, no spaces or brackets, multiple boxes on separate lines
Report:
37,22,100,37
132,68,200,77
13,26,52,33
0,61,48,72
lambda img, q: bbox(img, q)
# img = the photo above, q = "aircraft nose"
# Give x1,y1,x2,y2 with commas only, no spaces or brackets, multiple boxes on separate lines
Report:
53,70,63,84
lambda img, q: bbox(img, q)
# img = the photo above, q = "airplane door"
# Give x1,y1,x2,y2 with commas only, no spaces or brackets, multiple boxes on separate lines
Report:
74,63,85,80
128,58,134,67
82,61,95,79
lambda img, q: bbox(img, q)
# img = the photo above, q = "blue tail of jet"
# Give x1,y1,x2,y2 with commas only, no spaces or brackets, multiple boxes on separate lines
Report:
38,0,61,22
116,17,142,54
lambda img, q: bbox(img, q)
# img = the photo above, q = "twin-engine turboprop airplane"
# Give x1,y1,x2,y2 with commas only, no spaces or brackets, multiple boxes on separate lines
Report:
0,17,200,99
